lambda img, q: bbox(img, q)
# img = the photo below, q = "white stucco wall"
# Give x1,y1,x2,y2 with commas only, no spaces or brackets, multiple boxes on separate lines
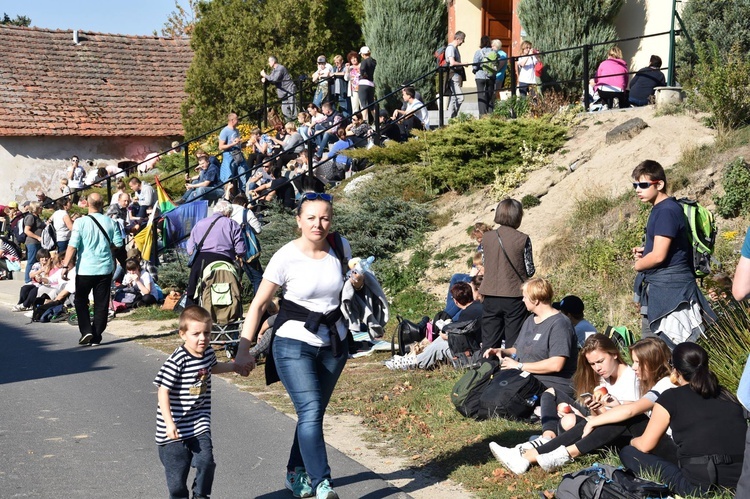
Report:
0,136,174,204
615,0,676,73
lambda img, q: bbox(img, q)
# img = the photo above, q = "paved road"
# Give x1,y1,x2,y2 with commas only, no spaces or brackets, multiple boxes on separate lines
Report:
0,311,408,498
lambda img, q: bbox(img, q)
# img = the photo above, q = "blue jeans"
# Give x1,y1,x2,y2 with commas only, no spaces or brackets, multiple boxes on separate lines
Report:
273,335,348,490
241,259,263,295
56,240,69,254
314,131,335,158
158,432,216,499
230,159,248,194
181,185,224,203
24,243,39,283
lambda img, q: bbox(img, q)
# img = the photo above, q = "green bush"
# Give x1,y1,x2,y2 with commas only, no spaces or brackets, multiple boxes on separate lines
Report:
687,44,750,133
344,138,426,165
715,157,750,218
416,118,567,193
158,153,191,174
521,194,541,208
335,196,433,258
339,164,436,203
375,248,432,296
494,96,530,119
700,300,750,393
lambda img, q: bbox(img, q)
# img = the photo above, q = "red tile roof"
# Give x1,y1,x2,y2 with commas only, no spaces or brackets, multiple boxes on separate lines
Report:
0,25,193,137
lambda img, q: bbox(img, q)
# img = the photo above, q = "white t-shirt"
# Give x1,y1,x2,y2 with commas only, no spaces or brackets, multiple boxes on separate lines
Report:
123,270,158,299
51,209,71,242
230,205,262,233
518,55,537,85
264,239,351,346
406,99,430,128
600,365,640,404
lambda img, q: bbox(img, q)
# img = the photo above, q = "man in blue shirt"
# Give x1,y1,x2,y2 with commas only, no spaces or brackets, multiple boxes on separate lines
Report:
61,192,124,346
178,155,224,204
218,113,247,195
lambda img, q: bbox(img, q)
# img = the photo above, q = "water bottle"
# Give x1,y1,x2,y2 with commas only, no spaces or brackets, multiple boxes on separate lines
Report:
525,394,539,407
357,256,375,274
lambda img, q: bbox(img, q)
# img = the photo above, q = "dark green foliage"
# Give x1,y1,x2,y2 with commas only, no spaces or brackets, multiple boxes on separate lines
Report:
521,195,540,208
362,0,447,109
686,44,750,133
494,96,530,119
677,0,750,74
335,196,433,258
375,248,432,295
342,164,436,204
158,153,191,175
182,0,363,137
344,138,426,166
1,13,31,26
416,118,567,192
157,252,190,291
700,300,750,393
254,203,299,268
517,0,623,94
714,157,750,218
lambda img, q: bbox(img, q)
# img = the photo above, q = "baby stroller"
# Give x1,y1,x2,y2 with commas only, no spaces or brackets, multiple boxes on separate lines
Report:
196,260,244,358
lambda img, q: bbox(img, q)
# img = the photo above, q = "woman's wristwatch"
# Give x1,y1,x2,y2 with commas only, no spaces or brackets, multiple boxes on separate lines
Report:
517,362,524,371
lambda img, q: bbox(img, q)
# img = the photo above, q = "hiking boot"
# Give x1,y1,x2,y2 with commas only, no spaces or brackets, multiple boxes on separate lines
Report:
536,445,572,472
489,442,530,475
315,479,338,499
79,333,93,345
285,467,313,498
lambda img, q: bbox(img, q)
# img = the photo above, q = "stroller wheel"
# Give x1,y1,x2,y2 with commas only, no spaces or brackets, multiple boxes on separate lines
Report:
67,314,78,326
226,343,238,360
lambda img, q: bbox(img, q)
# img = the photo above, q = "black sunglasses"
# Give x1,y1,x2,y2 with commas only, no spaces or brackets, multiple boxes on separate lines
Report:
632,180,659,189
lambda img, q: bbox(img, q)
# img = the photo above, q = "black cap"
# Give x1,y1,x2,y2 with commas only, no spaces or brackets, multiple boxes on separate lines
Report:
552,295,585,315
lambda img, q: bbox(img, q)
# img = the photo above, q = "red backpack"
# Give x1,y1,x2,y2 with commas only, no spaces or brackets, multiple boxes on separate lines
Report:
434,46,448,67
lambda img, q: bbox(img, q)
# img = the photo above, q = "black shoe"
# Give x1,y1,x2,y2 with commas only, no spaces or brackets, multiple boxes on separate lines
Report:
79,333,93,345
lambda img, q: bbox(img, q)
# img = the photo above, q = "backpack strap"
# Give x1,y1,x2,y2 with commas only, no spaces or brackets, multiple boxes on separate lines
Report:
496,230,524,281
326,232,348,277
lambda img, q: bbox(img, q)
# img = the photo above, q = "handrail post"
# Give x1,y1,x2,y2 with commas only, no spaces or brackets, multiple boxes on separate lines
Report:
106,177,112,205
668,0,677,86
582,45,590,111
509,55,517,98
184,146,190,176
262,82,268,129
437,66,445,127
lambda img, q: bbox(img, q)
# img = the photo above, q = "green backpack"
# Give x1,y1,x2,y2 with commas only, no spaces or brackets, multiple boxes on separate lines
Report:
481,50,499,78
676,197,718,278
604,326,635,351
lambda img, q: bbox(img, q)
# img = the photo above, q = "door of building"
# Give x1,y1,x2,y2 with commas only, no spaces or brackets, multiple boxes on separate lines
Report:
483,0,512,53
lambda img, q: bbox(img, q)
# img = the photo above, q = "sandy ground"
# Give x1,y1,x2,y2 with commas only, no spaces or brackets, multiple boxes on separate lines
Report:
419,106,716,297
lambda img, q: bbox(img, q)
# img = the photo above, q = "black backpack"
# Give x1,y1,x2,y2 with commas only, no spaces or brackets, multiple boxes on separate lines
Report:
479,368,545,420
451,359,499,420
444,319,482,368
555,463,670,499
391,315,430,356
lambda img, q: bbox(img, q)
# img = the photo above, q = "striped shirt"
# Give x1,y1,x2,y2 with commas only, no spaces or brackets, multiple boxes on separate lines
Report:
153,345,217,445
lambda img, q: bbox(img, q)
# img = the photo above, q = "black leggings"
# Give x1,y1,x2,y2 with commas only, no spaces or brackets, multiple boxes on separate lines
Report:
19,284,39,308
539,390,590,436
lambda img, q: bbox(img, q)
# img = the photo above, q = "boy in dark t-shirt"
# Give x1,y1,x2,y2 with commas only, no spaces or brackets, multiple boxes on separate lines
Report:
631,160,713,346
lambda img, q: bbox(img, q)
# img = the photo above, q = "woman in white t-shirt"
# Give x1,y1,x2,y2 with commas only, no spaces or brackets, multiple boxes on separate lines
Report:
235,192,363,499
50,198,74,253
516,40,537,96
492,337,676,474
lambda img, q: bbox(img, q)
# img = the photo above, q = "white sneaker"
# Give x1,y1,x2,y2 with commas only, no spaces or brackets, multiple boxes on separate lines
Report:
536,445,572,472
489,442,530,475
12,304,26,312
385,355,418,370
515,436,551,451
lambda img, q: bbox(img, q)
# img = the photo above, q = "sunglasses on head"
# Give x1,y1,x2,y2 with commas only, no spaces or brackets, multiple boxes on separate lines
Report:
632,180,660,189
301,192,333,202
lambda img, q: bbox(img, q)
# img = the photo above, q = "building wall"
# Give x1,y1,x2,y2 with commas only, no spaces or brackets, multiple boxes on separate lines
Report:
0,136,174,204
453,0,677,82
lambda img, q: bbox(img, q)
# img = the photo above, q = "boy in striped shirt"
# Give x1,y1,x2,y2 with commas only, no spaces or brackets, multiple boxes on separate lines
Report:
154,305,254,499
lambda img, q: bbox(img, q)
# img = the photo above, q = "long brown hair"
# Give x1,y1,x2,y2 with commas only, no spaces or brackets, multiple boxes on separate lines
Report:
630,337,671,397
573,334,624,397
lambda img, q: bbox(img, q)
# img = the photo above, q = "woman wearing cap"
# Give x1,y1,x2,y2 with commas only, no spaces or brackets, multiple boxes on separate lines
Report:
478,198,534,351
234,192,362,499
357,46,376,124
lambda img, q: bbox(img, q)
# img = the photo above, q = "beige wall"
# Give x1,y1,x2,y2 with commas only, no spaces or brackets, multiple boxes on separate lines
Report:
0,136,173,204
453,0,482,89
615,0,674,74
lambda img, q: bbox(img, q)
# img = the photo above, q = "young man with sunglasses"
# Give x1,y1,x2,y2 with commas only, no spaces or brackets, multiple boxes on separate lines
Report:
631,160,714,347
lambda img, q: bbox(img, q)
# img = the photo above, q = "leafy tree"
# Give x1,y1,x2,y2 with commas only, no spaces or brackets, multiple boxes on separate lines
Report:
517,0,623,94
182,0,363,137
158,0,197,38
1,13,31,26
361,0,446,109
676,0,750,77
